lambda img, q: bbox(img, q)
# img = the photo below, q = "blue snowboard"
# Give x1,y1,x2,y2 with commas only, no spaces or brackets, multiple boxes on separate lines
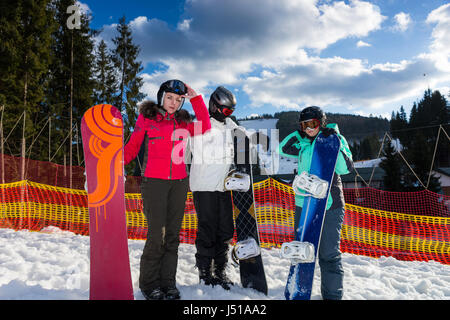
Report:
285,132,340,300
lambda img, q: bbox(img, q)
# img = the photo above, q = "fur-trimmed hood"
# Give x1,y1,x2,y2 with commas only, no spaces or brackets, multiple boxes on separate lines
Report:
139,100,192,124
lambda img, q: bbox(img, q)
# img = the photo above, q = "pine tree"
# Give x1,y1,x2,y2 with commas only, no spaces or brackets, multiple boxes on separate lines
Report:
403,131,441,192
93,40,118,104
349,141,361,161
0,2,21,106
409,90,449,171
379,140,404,191
390,106,409,148
429,91,450,168
409,102,418,133
0,0,54,159
386,89,449,192
358,134,381,160
46,0,96,164
111,16,146,136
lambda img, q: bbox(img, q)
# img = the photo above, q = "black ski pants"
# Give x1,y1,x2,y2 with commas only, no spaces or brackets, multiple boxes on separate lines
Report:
193,191,235,266
139,177,189,291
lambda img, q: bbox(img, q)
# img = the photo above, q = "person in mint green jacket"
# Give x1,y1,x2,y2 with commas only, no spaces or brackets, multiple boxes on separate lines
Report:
279,106,353,300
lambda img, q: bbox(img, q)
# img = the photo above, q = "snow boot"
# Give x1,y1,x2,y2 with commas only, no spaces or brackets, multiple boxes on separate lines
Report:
163,286,180,300
196,255,217,287
142,287,164,300
213,261,234,290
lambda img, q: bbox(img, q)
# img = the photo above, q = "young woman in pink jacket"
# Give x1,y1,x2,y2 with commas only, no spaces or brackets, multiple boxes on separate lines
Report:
124,80,211,300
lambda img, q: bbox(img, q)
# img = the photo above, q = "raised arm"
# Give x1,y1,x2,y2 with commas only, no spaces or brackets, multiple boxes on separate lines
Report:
184,84,211,136
279,131,302,158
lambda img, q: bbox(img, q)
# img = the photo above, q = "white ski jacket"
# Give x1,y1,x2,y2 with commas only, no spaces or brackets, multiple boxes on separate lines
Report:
189,117,248,192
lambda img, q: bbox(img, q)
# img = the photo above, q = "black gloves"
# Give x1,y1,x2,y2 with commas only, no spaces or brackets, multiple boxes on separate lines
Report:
281,134,301,157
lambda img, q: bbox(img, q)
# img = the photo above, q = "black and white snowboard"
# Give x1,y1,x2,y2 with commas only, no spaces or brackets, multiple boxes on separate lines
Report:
230,127,268,295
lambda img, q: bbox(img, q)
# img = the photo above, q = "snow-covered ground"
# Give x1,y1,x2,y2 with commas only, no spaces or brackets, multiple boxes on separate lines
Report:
0,227,449,300
1,120,444,301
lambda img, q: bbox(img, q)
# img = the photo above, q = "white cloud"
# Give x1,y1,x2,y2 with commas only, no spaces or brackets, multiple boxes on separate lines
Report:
242,53,447,113
357,40,371,47
95,0,450,117
75,1,91,15
426,3,450,72
103,0,385,98
316,0,385,50
177,19,192,31
392,12,412,32
129,16,149,29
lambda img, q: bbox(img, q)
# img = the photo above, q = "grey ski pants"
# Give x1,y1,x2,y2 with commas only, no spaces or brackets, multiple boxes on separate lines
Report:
294,206,345,300
139,177,189,291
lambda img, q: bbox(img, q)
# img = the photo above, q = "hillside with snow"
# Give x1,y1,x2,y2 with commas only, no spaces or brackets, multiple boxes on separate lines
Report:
239,118,297,175
238,118,389,175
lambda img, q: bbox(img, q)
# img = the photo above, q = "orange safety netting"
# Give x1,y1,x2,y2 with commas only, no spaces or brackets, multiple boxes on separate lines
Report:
1,179,449,265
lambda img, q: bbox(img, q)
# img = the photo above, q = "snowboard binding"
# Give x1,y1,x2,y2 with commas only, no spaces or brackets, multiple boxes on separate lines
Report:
292,171,329,199
231,237,261,265
280,241,315,264
224,170,251,192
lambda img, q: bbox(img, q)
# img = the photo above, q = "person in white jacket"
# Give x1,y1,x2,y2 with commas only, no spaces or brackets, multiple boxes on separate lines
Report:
189,86,240,290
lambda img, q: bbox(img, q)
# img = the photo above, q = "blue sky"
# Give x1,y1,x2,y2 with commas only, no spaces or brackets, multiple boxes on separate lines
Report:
78,0,450,120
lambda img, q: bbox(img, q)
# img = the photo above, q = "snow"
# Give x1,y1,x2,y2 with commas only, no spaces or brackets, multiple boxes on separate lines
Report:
238,119,278,132
354,158,383,168
0,227,449,300
239,118,298,175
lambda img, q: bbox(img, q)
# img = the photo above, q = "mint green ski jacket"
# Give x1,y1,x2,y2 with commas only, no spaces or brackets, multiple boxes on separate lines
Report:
278,123,353,210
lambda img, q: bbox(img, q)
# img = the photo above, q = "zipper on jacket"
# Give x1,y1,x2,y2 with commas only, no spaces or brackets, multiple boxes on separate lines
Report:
169,119,176,179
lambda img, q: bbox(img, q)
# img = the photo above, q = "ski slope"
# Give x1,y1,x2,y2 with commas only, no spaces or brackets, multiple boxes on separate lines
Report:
239,118,298,175
0,227,449,300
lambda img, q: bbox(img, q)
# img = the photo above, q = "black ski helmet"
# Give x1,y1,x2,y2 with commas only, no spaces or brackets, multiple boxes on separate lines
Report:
209,86,236,121
157,79,188,110
299,106,326,127
209,86,236,111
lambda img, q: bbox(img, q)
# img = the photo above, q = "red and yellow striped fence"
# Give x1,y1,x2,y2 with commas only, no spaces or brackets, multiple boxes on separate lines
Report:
1,179,449,265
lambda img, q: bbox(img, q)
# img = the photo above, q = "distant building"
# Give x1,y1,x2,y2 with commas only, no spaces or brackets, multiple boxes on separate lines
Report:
341,167,385,189
433,168,450,196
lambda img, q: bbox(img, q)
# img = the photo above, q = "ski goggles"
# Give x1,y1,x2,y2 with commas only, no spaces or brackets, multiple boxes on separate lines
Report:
160,79,187,110
219,105,235,116
300,119,320,130
165,80,187,95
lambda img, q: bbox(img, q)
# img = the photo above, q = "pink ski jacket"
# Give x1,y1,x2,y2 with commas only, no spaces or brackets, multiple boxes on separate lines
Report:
124,95,211,180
